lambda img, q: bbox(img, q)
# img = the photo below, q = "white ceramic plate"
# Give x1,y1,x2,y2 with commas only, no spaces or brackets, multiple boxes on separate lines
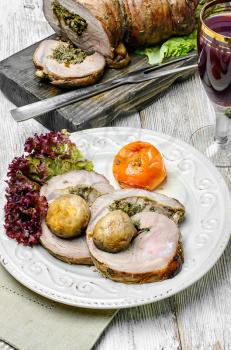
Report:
0,127,231,309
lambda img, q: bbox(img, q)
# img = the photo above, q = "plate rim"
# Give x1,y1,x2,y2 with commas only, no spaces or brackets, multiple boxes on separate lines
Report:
1,126,231,309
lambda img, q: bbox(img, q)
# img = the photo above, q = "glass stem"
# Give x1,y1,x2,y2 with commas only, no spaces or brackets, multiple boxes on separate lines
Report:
214,105,229,144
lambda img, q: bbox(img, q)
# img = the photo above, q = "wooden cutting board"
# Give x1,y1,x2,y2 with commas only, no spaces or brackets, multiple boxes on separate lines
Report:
0,37,196,132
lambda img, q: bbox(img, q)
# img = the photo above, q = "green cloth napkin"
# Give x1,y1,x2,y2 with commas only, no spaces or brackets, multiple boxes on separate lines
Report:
0,264,117,350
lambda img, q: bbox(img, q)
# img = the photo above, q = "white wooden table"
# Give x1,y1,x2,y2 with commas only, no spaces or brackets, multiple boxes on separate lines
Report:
0,1,230,349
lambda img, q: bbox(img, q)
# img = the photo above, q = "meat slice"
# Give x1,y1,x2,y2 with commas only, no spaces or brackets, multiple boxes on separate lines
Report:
40,170,114,204
33,39,106,87
40,170,114,264
43,0,198,57
87,212,183,283
89,188,186,227
41,220,93,264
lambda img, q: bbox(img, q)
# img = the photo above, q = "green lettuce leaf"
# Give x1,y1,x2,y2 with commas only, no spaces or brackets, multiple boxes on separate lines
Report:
135,28,197,65
135,0,204,64
26,156,93,184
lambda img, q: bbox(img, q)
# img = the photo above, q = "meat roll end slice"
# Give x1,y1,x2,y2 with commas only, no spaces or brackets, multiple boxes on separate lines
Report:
87,212,183,283
43,0,116,58
33,39,106,87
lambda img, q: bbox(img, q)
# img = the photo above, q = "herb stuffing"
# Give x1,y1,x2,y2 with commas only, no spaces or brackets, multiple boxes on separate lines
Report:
133,220,150,234
135,0,205,64
52,42,93,66
53,0,87,36
109,200,145,217
4,130,93,246
63,185,100,203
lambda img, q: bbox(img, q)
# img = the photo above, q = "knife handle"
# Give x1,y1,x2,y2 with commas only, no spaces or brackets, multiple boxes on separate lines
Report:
10,80,122,122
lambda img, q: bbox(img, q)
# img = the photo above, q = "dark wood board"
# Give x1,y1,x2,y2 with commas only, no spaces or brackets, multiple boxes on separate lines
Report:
0,36,196,132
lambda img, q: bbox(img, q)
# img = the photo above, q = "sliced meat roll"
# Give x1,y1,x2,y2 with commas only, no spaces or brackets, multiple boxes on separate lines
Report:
43,0,198,57
33,39,105,87
87,211,183,283
89,188,185,227
40,170,114,264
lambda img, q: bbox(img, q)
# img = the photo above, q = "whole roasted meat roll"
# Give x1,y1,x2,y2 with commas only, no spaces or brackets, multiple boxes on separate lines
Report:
43,0,198,58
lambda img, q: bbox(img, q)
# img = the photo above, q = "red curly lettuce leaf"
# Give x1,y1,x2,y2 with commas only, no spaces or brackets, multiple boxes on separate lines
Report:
4,157,48,246
24,130,82,160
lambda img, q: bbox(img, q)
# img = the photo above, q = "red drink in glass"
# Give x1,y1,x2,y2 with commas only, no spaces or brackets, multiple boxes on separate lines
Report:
190,0,231,167
198,13,231,107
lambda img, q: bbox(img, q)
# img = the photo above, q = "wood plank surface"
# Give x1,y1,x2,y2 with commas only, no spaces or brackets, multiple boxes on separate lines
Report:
0,6,195,132
0,1,230,350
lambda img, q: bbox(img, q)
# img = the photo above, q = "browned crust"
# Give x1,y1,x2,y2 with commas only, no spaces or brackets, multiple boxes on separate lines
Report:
89,241,184,284
34,65,104,88
168,0,198,35
124,0,172,47
40,239,93,265
101,0,122,47
50,69,104,87
63,0,194,50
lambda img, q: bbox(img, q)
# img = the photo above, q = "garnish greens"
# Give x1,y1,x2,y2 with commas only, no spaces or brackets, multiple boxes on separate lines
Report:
135,0,205,64
4,130,93,246
24,130,93,183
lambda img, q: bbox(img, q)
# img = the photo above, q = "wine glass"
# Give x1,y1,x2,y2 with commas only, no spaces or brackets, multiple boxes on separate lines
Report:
190,0,231,167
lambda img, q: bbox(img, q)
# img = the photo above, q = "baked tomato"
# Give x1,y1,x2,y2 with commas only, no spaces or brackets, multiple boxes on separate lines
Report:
113,141,166,190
